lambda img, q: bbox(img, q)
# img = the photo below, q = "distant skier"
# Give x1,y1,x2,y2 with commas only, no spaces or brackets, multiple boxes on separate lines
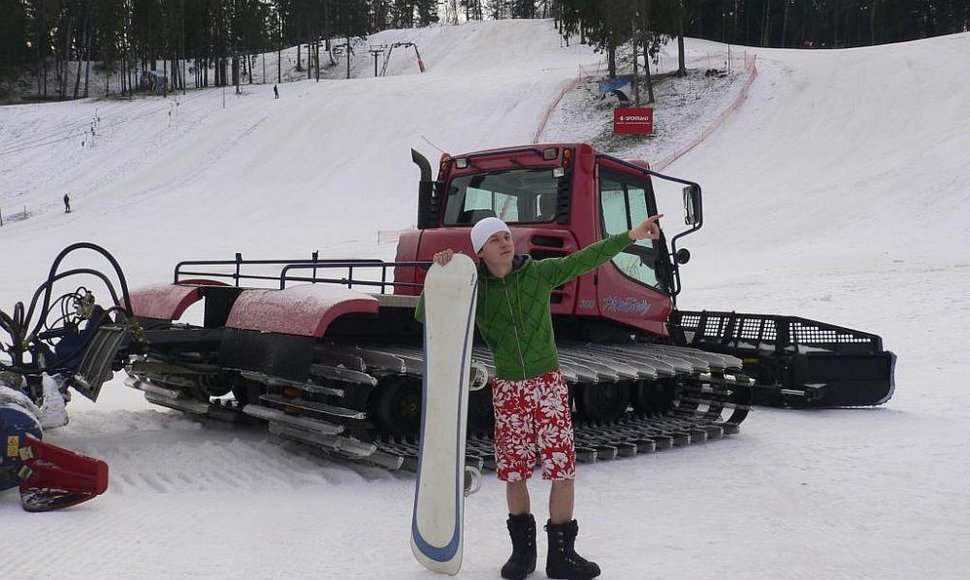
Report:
63,194,71,213
273,84,279,99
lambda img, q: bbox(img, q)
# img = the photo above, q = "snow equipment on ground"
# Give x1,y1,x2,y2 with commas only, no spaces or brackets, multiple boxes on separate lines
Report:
410,254,480,575
1,386,109,511
1,242,132,510
17,433,109,512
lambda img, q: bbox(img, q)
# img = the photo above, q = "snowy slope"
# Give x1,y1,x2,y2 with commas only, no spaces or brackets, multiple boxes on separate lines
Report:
0,20,602,292
2,20,970,580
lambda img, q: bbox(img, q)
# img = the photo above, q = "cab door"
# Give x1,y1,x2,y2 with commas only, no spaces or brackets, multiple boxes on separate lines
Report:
594,164,673,335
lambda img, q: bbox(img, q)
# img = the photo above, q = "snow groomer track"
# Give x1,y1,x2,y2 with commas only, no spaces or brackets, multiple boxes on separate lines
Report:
127,304,752,473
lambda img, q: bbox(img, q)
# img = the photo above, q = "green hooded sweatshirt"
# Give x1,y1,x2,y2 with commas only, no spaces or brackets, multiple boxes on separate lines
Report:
415,232,633,380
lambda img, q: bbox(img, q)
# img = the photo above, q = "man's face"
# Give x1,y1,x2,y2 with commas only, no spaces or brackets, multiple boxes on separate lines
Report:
477,230,514,269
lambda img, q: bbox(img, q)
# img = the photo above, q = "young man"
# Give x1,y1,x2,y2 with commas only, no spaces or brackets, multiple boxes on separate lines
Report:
418,214,663,580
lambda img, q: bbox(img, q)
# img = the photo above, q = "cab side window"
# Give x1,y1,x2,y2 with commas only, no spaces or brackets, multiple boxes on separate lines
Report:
599,171,662,290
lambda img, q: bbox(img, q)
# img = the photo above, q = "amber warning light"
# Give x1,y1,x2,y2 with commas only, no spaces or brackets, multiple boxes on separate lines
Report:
613,107,654,134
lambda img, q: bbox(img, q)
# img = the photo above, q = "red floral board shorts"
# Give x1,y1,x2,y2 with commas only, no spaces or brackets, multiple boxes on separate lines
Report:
491,369,576,482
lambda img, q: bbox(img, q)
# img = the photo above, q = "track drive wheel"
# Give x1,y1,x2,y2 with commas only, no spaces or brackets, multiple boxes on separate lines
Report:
373,377,422,437
632,379,677,415
575,381,631,423
188,373,231,401
467,387,495,435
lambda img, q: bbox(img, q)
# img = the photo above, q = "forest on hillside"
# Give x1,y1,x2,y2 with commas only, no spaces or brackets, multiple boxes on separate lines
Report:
1,0,966,100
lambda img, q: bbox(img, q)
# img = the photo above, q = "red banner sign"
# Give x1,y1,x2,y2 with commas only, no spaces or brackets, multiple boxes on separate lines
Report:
614,107,654,134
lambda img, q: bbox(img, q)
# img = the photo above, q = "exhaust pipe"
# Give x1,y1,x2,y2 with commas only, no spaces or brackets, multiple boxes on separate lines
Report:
411,148,431,182
412,148,438,229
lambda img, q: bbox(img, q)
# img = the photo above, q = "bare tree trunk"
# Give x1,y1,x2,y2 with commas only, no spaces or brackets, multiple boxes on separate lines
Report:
832,0,840,47
678,2,687,75
54,42,61,97
607,39,617,78
74,27,85,99
73,56,82,99
870,0,877,45
782,0,791,47
678,31,686,75
645,47,655,103
632,40,640,106
75,34,90,99
84,34,91,98
60,23,72,98
55,56,61,97
762,0,772,46
37,53,44,96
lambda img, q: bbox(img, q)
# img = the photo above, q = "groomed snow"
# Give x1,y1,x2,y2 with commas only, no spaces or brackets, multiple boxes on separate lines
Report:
1,20,968,580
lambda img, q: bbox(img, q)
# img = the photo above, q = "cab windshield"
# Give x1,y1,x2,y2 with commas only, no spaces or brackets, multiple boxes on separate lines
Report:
442,168,561,225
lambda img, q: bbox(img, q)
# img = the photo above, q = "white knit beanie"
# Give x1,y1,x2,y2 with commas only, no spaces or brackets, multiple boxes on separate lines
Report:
470,217,511,254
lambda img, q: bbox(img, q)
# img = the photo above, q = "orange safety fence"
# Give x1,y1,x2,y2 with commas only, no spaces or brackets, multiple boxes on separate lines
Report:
532,64,599,144
653,53,758,170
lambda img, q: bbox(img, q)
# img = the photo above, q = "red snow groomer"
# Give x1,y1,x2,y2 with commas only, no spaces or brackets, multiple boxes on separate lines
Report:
116,144,895,470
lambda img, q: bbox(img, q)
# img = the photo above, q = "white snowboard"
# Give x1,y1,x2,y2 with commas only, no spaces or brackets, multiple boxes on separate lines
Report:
410,254,479,575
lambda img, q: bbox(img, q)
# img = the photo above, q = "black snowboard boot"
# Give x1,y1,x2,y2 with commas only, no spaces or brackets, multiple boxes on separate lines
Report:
501,513,537,580
544,519,601,580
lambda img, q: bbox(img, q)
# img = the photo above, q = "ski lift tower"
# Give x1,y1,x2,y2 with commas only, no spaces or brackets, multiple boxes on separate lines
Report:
380,42,425,77
368,45,386,77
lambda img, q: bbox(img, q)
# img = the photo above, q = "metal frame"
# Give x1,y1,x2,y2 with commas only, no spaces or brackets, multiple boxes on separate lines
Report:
175,255,432,292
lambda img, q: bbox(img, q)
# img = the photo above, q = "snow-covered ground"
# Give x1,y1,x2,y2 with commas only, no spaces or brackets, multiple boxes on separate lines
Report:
2,19,969,580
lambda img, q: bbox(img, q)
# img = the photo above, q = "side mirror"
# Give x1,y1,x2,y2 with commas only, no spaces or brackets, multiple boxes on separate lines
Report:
675,248,691,265
682,184,702,226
